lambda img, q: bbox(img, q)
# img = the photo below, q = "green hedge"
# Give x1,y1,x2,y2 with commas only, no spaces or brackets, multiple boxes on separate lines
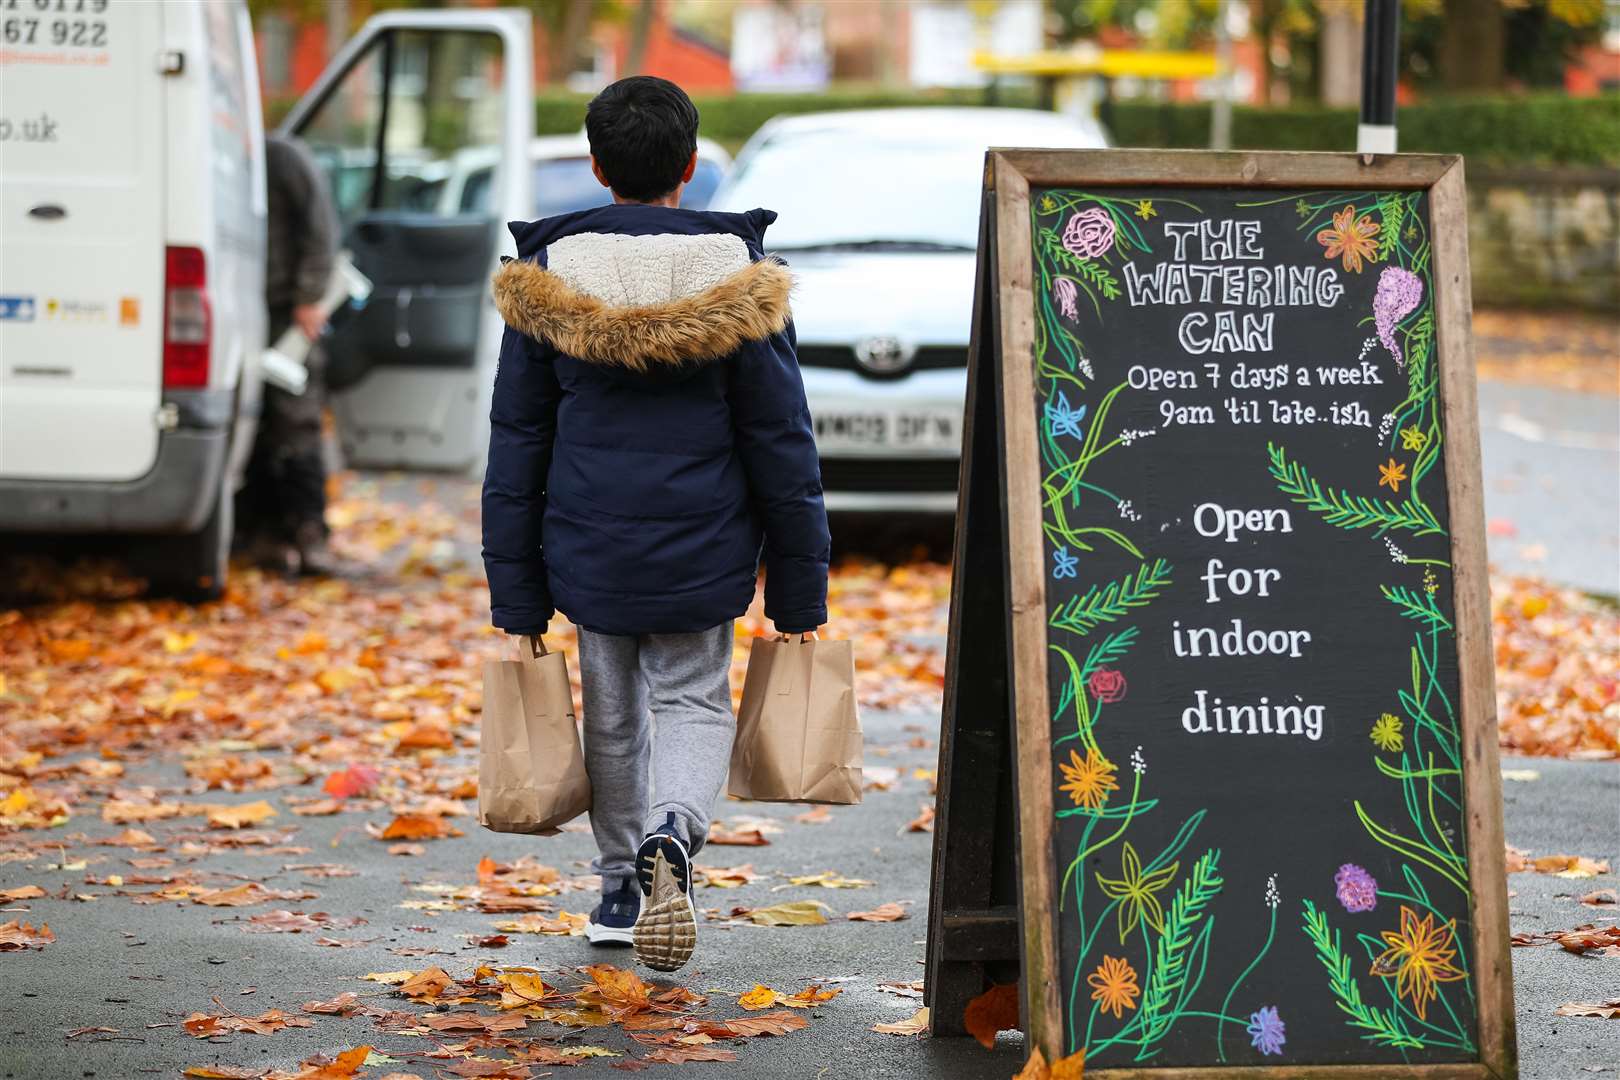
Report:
536,88,1618,167
1107,94,1620,167
535,85,1034,148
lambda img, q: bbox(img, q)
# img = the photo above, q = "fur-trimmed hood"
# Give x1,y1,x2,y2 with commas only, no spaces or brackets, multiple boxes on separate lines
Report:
492,206,792,373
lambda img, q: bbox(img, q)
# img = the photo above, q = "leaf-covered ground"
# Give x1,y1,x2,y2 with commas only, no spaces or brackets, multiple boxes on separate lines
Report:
0,469,1614,1077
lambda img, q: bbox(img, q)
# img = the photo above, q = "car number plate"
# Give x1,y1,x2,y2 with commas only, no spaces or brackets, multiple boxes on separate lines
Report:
813,409,958,451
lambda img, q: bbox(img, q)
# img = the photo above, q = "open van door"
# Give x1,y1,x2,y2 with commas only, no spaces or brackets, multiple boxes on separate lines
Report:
280,9,532,472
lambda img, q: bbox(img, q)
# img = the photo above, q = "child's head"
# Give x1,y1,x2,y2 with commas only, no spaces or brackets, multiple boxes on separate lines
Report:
585,76,699,204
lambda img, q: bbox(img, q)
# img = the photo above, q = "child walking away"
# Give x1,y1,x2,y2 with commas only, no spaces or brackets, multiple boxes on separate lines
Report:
481,77,830,973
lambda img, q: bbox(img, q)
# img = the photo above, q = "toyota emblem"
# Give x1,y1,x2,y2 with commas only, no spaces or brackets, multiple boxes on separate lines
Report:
854,335,913,374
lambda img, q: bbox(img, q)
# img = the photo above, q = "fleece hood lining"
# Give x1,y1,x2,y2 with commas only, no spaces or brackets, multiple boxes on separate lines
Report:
493,233,792,373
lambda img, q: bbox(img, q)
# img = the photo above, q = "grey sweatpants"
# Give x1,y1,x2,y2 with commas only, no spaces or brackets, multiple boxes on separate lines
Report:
577,623,735,892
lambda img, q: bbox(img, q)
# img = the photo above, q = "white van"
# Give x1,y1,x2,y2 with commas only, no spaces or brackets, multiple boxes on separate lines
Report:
0,4,535,597
0,0,266,598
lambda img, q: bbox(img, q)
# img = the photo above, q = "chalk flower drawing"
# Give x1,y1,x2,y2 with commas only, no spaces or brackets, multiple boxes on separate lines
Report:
1247,1006,1287,1056
1063,207,1118,259
1052,546,1079,581
1088,956,1141,1018
1096,842,1178,943
1371,907,1467,1021
1370,712,1405,752
1334,863,1379,913
1054,276,1080,321
1399,425,1428,451
1134,199,1157,220
1045,390,1087,442
1059,747,1118,809
1088,667,1128,704
1317,205,1380,273
1374,266,1425,364
1378,457,1408,493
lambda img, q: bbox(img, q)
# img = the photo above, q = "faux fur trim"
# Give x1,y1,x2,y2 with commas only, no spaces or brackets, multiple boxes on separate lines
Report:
493,257,793,371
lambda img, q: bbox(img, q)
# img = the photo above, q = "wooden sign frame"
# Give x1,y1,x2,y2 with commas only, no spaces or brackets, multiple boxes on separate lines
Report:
927,149,1514,1079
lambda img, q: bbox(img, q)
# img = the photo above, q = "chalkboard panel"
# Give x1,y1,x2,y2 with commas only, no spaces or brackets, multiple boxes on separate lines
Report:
934,150,1514,1079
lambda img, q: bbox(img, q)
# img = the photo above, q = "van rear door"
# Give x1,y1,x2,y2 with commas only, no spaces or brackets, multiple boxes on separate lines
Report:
0,1,166,481
282,9,533,472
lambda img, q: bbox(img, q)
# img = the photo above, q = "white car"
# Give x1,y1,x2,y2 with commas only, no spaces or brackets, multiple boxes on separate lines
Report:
425,133,732,218
0,0,267,598
710,108,1109,512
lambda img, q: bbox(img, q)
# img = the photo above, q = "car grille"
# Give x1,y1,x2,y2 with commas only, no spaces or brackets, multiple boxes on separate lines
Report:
818,457,961,493
797,345,967,380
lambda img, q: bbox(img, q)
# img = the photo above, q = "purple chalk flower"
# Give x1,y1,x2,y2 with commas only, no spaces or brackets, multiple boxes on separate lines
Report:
1335,863,1379,913
1054,276,1079,320
1247,1005,1286,1056
1373,266,1423,366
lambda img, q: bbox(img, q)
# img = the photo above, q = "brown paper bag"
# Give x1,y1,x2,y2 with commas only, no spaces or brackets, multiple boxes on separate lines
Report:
478,636,591,834
728,634,862,805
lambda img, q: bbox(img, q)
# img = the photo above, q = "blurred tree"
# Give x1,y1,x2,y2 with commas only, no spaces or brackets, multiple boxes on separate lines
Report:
1048,0,1609,99
246,0,623,84
1407,0,1606,91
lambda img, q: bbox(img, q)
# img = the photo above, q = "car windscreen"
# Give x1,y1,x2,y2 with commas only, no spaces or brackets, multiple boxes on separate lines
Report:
713,129,989,250
533,157,727,217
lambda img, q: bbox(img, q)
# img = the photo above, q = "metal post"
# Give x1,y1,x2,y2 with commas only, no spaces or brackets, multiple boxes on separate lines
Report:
1357,0,1400,154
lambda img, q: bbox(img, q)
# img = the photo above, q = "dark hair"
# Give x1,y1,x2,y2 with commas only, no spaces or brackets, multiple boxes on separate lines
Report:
584,76,699,202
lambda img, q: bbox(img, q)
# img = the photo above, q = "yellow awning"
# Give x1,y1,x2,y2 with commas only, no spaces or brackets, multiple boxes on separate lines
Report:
973,48,1220,80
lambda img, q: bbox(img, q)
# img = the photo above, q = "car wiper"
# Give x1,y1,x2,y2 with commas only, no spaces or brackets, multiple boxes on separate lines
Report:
769,239,977,254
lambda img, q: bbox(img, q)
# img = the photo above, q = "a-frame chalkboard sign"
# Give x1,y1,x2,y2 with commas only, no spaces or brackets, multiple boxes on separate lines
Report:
925,150,1515,1079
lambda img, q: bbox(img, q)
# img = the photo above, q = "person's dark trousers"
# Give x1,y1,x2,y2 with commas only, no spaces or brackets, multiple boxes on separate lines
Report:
236,306,329,546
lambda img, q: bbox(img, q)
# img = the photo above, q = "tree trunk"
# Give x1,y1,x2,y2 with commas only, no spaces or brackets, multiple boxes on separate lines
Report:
1438,0,1504,92
551,0,593,85
1318,1,1363,106
625,0,656,76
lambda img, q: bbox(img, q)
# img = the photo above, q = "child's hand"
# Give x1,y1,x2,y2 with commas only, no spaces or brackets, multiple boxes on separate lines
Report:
774,626,823,641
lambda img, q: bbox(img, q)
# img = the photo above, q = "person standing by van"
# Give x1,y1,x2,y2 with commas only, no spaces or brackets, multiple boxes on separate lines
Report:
239,132,342,574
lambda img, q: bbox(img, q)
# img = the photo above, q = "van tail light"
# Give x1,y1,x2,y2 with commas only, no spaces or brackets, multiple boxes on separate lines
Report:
163,246,211,388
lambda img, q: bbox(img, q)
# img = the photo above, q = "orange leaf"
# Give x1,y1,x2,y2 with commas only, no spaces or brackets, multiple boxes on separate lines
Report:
847,902,908,922
964,982,1021,1050
397,966,453,999
323,764,381,799
379,814,454,840
723,1009,808,1036
782,984,842,1008
1014,1047,1050,1080
1051,1049,1086,1079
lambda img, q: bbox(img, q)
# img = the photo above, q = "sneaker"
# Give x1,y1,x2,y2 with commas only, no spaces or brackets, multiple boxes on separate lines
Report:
585,886,640,946
632,812,696,972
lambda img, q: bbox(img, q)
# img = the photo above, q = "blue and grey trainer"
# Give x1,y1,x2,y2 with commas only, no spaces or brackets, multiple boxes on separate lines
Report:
585,886,640,946
632,812,696,972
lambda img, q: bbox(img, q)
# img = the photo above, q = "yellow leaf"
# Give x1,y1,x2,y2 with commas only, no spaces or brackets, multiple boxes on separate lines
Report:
163,631,198,654
743,900,830,927
560,1047,620,1058
872,1006,929,1036
783,871,874,889
738,985,780,1011
360,970,415,985
205,800,277,829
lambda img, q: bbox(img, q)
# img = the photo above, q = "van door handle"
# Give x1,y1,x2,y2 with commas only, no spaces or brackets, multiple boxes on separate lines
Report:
27,204,67,221
394,288,412,348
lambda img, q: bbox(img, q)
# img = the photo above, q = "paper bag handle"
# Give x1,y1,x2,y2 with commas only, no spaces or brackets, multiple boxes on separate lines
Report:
523,635,548,658
775,632,820,644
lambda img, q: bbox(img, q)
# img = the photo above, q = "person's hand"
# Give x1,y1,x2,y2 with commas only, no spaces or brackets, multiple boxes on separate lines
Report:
775,626,822,640
292,303,326,342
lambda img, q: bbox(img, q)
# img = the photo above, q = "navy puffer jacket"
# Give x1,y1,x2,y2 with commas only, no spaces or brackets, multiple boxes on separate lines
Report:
481,204,829,637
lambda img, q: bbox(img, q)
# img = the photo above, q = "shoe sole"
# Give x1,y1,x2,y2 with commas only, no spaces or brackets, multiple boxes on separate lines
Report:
633,849,696,972
584,922,634,946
